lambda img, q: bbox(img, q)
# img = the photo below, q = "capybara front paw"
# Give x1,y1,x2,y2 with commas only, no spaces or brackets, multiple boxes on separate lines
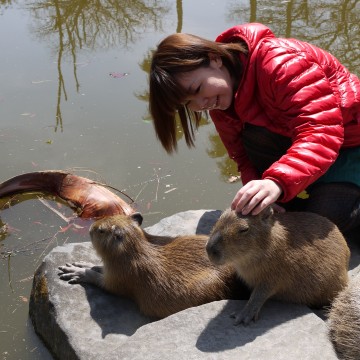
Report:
231,309,258,326
58,263,86,283
72,262,94,268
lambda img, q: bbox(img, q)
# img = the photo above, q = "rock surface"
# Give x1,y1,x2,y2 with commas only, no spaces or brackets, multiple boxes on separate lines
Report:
29,210,360,360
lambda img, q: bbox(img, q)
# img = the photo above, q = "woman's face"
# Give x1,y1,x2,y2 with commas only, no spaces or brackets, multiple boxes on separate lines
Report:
176,55,234,112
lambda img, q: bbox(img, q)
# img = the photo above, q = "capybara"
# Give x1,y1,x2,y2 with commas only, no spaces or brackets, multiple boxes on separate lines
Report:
327,273,360,360
206,207,350,325
59,212,248,318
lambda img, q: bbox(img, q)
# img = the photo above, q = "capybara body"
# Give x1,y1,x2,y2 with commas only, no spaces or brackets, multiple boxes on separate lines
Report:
60,213,247,319
327,273,360,360
206,208,350,324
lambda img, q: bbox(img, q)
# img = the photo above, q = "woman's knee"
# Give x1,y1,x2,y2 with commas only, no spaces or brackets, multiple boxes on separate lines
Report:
305,182,360,233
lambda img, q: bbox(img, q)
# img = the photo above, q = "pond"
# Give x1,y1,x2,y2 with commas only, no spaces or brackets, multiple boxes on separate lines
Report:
0,0,359,358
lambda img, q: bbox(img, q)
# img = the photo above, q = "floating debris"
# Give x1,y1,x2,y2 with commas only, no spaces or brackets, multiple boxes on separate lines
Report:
228,175,241,183
109,72,129,79
164,187,177,194
20,113,36,118
31,80,52,84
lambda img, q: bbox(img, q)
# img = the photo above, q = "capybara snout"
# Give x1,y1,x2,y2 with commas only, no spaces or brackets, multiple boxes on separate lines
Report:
206,231,224,264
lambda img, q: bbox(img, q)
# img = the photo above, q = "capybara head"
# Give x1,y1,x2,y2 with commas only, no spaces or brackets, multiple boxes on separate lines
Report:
206,207,274,265
89,212,143,259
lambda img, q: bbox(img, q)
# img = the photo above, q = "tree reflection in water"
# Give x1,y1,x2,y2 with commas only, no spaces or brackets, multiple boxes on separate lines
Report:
226,0,360,72
24,0,170,130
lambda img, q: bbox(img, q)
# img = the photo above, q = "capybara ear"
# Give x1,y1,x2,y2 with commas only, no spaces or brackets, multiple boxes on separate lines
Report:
260,206,274,220
131,212,143,226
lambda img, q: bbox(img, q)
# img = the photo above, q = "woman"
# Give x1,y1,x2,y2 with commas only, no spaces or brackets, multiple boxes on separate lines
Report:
149,22,360,234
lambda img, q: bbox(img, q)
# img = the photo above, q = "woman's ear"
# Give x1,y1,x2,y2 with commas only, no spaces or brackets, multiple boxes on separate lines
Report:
208,53,222,68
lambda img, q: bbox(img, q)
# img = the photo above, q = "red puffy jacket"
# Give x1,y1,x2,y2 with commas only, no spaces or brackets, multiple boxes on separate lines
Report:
210,23,360,203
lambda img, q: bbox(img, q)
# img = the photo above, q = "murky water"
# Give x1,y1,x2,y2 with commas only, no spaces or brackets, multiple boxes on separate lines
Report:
0,0,359,358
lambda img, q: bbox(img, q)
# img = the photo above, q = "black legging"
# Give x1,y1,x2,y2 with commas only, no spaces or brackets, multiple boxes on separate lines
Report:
241,123,360,234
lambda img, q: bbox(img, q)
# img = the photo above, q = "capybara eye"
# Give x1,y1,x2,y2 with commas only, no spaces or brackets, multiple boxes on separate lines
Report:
98,226,105,234
113,228,123,241
239,226,249,233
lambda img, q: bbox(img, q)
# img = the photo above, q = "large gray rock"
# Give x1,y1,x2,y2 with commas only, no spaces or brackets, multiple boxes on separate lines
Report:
29,210,359,360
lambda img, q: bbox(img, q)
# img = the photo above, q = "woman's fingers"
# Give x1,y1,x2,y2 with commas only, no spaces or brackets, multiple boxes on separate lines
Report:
231,179,283,215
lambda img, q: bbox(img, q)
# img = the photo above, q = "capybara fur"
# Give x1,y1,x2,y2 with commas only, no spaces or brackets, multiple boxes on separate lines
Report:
59,213,248,319
327,273,360,360
206,207,350,325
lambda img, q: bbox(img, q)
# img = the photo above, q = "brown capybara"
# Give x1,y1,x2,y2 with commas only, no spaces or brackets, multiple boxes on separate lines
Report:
59,212,248,318
206,207,350,325
327,273,360,360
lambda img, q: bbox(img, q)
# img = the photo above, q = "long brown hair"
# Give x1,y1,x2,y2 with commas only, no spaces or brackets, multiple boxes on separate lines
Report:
149,33,247,153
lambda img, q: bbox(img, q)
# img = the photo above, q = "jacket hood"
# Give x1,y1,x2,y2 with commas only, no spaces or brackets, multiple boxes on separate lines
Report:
215,23,275,52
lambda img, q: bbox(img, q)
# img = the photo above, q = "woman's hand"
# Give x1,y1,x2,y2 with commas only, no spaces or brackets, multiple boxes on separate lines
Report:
231,179,283,215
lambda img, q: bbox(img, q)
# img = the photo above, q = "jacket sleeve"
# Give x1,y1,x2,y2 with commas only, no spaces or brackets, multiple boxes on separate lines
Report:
210,109,260,184
256,41,344,202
